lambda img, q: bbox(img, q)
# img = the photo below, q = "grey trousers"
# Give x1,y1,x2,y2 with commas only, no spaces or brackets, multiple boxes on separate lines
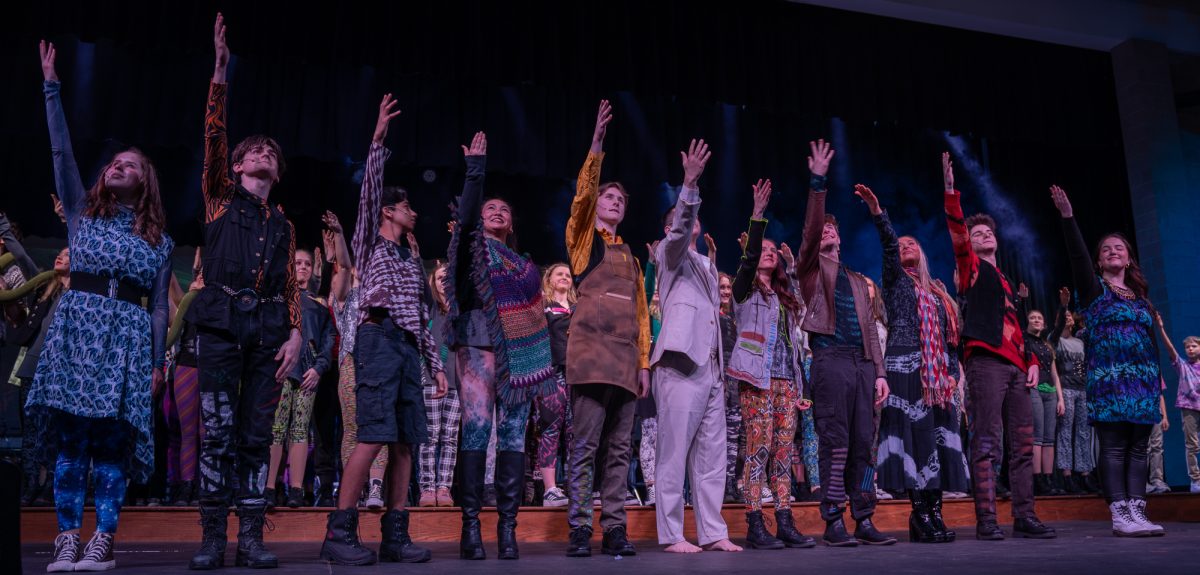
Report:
566,383,637,531
653,351,729,545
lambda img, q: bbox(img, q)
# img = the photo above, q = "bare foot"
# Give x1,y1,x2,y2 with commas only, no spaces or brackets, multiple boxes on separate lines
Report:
704,538,743,552
665,540,704,553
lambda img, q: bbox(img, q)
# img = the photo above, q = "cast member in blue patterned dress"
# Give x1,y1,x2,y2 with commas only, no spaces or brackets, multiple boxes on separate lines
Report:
1050,184,1165,538
29,41,174,573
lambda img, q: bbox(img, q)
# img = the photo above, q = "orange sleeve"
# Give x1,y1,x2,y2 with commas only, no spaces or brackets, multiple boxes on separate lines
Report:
203,82,234,223
566,151,603,275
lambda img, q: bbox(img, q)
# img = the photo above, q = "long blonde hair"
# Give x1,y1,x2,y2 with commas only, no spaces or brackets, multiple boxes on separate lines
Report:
901,236,960,345
541,262,577,307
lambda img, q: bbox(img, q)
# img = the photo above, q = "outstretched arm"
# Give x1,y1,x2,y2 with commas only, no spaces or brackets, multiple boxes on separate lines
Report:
352,94,401,275
857,184,899,289
1050,185,1103,306
659,139,711,271
40,41,85,232
943,152,978,294
796,140,834,282
731,179,770,303
566,100,612,275
1155,313,1179,364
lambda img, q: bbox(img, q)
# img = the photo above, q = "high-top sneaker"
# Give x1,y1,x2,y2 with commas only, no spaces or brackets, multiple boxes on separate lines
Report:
47,531,81,572
73,531,116,571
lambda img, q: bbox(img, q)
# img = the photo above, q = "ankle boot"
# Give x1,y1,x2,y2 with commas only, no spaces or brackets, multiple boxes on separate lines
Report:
458,450,487,560
854,517,897,545
380,509,431,562
496,451,524,559
927,490,955,542
320,507,377,565
189,505,228,570
234,505,278,568
774,508,816,548
745,510,785,549
821,503,858,548
908,490,941,543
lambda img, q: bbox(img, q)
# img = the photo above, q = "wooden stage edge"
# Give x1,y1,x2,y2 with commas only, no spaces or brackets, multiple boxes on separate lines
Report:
21,493,1200,543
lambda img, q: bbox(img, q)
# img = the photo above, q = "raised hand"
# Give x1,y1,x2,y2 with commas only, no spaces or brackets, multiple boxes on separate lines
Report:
738,231,749,253
1017,282,1030,300
854,183,882,216
1059,286,1071,308
1049,184,1073,218
38,40,58,83
779,242,795,270
321,210,343,234
704,233,717,265
942,152,955,193
645,241,660,265
462,131,487,157
213,13,229,79
51,194,66,224
406,232,421,260
680,139,712,189
751,179,772,219
591,100,613,153
322,230,337,262
373,93,403,144
808,139,835,177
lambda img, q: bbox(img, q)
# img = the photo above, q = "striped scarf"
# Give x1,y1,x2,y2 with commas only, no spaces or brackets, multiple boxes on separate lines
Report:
906,268,954,407
483,238,554,405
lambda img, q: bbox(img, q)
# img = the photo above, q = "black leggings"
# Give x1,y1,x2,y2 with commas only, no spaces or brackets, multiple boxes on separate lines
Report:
1093,422,1152,503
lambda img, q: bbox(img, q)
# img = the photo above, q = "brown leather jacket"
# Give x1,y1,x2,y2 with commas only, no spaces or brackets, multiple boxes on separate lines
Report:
794,184,886,379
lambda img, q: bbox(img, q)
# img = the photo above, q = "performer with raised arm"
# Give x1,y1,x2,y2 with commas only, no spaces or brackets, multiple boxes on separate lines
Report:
31,40,173,572
943,153,1054,541
188,15,303,570
794,142,893,547
650,139,742,553
563,100,652,558
318,94,446,565
1050,184,1165,537
856,184,969,544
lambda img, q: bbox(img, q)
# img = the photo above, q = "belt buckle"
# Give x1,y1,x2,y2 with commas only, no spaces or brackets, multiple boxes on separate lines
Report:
107,278,119,299
234,288,259,312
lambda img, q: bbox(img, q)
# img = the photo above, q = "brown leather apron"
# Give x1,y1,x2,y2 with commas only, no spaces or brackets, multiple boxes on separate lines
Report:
565,241,640,394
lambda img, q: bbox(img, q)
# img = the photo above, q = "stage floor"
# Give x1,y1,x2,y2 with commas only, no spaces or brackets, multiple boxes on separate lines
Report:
19,520,1200,575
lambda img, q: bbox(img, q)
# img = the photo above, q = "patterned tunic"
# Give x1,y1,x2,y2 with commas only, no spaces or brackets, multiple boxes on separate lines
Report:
1061,216,1161,425
27,81,174,482
1081,282,1161,424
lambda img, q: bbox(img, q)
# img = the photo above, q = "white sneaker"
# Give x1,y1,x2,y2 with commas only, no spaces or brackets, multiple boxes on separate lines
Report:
1127,498,1165,536
762,487,774,504
365,478,385,509
47,532,80,572
1190,481,1200,494
1146,481,1170,495
73,531,116,571
646,485,656,506
944,491,970,499
875,488,893,500
542,486,568,507
1109,501,1150,537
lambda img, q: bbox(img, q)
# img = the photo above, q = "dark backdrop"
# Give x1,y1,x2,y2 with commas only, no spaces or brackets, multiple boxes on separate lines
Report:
3,0,1132,312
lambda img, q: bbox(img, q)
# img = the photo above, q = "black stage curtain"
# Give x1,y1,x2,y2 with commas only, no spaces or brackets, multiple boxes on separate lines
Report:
3,0,1129,310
